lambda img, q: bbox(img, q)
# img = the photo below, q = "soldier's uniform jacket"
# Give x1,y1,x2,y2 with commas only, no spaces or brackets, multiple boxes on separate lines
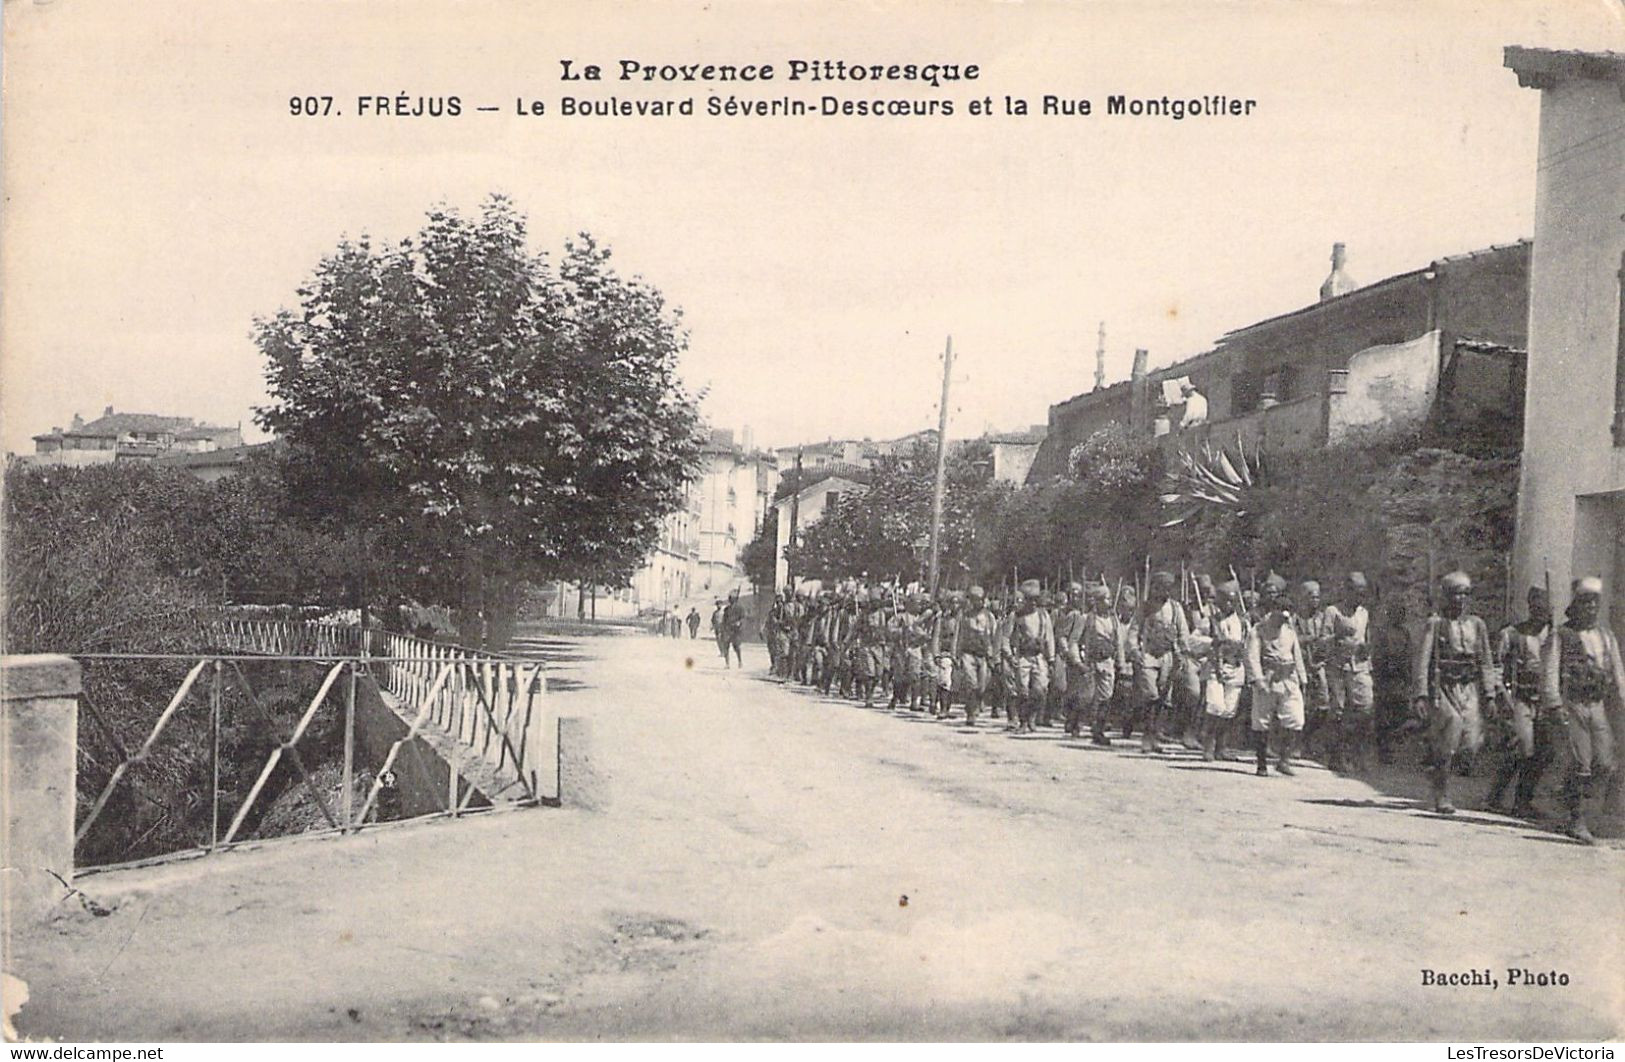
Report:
889,610,927,650
955,608,997,658
1411,613,1495,700
1116,607,1141,676
1496,621,1549,705
1246,614,1308,690
1009,608,1056,659
1205,611,1249,685
1325,604,1372,674
1137,599,1189,661
1055,605,1086,668
1294,608,1335,677
1078,611,1127,673
1542,622,1625,709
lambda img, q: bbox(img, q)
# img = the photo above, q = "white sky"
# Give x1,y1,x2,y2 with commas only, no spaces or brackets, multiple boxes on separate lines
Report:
3,0,1622,455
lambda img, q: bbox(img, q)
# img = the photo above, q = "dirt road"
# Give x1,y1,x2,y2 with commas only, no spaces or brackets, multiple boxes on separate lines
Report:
8,630,1622,1041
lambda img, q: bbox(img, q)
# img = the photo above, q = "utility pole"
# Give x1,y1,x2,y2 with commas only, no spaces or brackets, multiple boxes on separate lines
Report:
927,335,954,595
1094,321,1106,392
786,448,803,591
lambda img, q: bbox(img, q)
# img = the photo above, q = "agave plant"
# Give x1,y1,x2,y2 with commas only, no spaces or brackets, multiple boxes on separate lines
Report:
1158,433,1267,527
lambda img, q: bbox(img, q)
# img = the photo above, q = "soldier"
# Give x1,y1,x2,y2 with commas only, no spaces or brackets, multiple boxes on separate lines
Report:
1542,576,1624,845
829,589,858,698
1324,572,1375,774
806,591,833,690
887,593,928,711
930,591,961,718
1246,573,1308,777
955,586,997,726
1081,583,1129,746
1055,582,1086,735
1178,572,1217,749
1294,579,1334,759
1005,579,1055,733
1135,571,1190,754
1371,597,1413,764
1114,585,1141,740
1412,570,1496,814
851,588,888,708
992,594,1017,724
720,589,746,669
1488,586,1553,819
1199,579,1249,761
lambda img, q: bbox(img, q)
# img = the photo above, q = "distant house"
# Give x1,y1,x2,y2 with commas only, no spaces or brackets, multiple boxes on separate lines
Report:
773,471,867,589
1028,240,1531,480
984,426,1047,484
773,428,939,474
25,406,243,467
1503,46,1625,634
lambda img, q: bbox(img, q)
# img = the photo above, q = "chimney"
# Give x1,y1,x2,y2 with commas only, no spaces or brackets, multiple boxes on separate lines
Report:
1319,242,1358,302
70,413,83,430
1094,321,1107,392
104,405,114,416
741,425,754,453
1129,348,1152,434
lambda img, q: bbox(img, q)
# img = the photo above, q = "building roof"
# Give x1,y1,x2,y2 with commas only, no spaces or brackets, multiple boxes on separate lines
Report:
773,468,869,504
1505,47,1625,90
986,427,1047,445
32,411,198,441
152,442,273,469
1217,240,1530,346
175,425,239,440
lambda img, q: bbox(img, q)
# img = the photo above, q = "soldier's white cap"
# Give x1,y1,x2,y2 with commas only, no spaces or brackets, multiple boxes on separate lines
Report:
1440,570,1471,590
1217,579,1241,597
1019,579,1042,597
1263,573,1289,592
1572,575,1603,598
967,585,986,598
1346,571,1369,589
1300,580,1321,594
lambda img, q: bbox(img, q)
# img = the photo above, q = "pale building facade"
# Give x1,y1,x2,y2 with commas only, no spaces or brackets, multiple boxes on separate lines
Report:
1506,47,1625,636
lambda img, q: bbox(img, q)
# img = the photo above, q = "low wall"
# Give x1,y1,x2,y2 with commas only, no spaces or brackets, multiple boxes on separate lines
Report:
2,655,80,921
352,675,488,819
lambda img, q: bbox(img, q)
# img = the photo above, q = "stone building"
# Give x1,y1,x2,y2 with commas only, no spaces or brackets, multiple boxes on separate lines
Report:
25,407,243,467
1028,241,1531,480
1505,46,1625,633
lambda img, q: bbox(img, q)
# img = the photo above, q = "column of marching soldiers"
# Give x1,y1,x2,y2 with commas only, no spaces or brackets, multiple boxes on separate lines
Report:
757,568,1625,845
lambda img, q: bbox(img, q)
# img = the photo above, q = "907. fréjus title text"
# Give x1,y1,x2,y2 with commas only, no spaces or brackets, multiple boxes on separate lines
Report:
292,93,1259,121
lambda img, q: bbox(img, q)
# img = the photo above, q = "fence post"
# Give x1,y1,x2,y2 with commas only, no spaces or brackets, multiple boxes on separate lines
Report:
2,654,81,920
343,661,357,831
210,659,223,851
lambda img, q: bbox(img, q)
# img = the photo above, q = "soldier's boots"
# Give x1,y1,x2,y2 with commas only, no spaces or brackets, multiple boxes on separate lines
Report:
1254,732,1269,777
1200,723,1217,762
1487,757,1520,813
1276,730,1298,776
1431,765,1456,815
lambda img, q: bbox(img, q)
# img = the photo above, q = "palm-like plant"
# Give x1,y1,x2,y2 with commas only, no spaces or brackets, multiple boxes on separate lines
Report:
1158,434,1267,527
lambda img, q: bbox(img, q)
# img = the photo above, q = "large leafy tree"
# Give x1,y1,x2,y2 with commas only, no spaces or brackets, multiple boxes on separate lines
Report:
255,196,704,647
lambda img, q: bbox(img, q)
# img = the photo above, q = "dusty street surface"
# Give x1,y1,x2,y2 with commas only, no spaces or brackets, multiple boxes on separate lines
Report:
8,629,1622,1041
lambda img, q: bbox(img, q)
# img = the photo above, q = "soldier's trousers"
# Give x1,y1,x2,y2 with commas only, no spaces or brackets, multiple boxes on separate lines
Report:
1427,682,1484,768
1134,653,1176,736
1563,699,1617,780
1079,664,1117,737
